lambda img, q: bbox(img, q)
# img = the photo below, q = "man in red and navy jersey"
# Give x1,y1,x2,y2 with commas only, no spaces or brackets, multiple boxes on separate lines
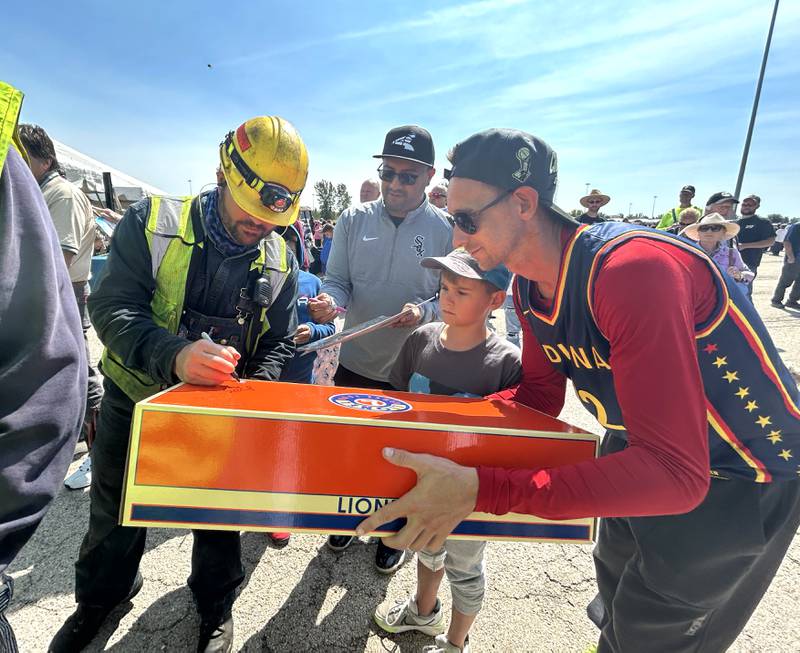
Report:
358,129,800,653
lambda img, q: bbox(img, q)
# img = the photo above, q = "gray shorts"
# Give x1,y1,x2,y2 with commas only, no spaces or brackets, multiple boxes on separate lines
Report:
418,539,486,616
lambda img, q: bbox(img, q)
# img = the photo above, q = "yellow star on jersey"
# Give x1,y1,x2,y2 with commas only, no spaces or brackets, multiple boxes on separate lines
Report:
767,430,782,444
735,386,750,399
723,370,739,383
713,356,728,368
756,415,772,428
745,401,758,413
778,449,792,461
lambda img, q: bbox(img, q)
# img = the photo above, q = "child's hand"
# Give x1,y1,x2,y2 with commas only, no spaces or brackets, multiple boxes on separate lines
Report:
308,293,338,323
391,302,423,328
293,324,312,345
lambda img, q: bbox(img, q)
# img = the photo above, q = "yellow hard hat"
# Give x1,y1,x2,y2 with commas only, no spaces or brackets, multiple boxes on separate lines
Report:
219,116,309,227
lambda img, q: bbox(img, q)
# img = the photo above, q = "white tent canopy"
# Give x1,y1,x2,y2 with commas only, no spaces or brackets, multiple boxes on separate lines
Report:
54,139,167,207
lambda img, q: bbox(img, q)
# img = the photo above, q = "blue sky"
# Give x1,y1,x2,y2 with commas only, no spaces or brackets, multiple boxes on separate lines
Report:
4,0,799,217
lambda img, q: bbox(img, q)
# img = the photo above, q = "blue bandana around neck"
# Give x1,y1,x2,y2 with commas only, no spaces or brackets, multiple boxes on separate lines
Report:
203,188,253,257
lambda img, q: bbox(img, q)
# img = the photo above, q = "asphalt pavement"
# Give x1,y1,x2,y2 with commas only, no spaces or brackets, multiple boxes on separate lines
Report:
7,254,800,652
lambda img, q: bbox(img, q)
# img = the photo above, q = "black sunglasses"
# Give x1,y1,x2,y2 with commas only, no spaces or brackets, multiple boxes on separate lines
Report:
698,224,726,233
224,133,299,213
450,189,513,235
377,164,419,186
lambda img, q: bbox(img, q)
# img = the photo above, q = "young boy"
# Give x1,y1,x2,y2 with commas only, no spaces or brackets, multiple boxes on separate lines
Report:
279,223,336,384
374,248,521,653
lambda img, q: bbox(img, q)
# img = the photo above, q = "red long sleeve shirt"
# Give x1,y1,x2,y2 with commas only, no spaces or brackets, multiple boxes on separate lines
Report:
478,237,718,519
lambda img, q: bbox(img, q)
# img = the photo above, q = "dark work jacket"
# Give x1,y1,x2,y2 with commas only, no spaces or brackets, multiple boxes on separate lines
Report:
89,192,299,412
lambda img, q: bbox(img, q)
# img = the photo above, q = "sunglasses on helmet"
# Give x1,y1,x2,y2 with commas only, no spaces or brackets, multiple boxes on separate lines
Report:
377,164,419,186
223,133,300,213
450,189,514,235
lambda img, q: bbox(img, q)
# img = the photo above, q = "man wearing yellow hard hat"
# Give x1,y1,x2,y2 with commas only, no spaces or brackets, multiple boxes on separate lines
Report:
50,116,308,653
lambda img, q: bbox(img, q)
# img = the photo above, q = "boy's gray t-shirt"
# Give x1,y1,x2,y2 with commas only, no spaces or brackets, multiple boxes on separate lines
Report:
389,322,521,396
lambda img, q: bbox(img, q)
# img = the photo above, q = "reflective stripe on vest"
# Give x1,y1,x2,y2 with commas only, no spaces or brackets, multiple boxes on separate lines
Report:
102,195,290,402
0,82,24,173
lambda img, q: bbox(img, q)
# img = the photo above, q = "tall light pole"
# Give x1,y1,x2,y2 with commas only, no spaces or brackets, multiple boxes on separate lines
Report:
585,182,590,196
735,0,780,199
628,202,632,217
651,195,658,219
188,179,193,195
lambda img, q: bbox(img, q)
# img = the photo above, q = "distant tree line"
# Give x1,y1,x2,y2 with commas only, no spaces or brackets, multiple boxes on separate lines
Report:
313,180,351,222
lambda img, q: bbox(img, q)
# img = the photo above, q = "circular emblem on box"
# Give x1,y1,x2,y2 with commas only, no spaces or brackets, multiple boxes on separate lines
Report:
329,393,412,413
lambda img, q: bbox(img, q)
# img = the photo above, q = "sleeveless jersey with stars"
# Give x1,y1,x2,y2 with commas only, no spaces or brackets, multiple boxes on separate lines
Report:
515,221,800,482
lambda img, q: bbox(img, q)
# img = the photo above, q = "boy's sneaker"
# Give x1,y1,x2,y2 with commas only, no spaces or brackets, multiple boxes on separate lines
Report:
327,535,354,551
64,455,92,490
374,596,445,636
785,301,800,310
375,540,406,573
423,634,471,652
771,299,784,308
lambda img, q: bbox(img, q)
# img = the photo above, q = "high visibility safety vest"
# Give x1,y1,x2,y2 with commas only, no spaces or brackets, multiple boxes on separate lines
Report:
101,195,290,402
0,81,25,173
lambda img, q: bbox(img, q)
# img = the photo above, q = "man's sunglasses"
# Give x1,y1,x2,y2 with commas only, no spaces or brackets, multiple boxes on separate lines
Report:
698,225,726,233
377,164,419,186
451,189,513,235
224,133,299,213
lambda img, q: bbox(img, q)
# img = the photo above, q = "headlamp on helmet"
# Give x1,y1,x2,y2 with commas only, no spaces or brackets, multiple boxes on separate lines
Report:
223,132,300,214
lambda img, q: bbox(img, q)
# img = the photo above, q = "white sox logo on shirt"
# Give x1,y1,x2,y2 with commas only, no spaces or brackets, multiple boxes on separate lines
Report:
413,235,425,257
392,134,416,151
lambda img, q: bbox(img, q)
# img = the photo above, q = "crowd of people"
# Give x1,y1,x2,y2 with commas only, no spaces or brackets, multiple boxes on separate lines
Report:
1,76,799,653
575,185,799,307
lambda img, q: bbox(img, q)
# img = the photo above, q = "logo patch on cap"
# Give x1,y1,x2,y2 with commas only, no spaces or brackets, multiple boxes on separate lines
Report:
513,147,531,183
392,134,416,151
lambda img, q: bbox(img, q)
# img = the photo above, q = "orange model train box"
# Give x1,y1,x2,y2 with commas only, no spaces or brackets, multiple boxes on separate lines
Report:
121,380,599,543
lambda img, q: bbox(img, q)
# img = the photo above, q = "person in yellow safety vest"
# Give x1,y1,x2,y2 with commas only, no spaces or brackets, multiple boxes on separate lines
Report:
656,184,703,229
1,82,87,653
50,117,308,653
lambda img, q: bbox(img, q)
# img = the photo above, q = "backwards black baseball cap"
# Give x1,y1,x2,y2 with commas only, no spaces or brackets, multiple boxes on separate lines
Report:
445,128,577,225
681,185,696,194
707,191,739,206
374,125,435,167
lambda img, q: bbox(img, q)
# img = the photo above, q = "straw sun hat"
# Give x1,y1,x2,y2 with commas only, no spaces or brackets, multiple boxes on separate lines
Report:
680,212,740,240
579,189,610,208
